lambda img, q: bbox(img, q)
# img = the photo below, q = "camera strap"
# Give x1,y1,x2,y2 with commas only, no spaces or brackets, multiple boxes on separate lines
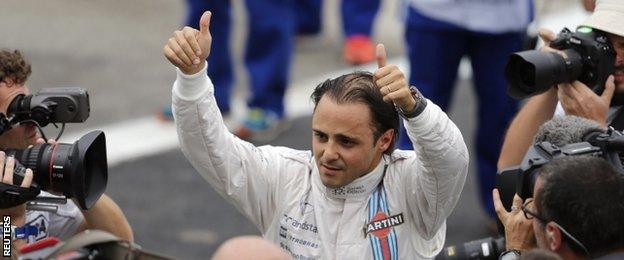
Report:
0,183,41,209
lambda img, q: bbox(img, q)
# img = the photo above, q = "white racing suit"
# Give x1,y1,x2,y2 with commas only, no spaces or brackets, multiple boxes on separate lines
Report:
172,64,469,259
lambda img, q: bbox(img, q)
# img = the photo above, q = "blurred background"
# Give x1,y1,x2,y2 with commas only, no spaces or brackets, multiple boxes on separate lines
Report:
0,0,590,258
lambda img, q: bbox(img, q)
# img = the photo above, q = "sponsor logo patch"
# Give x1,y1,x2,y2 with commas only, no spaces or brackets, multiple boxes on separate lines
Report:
364,212,404,238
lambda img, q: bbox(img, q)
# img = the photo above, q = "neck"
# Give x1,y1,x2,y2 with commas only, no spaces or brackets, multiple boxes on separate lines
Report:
361,153,384,178
322,157,386,200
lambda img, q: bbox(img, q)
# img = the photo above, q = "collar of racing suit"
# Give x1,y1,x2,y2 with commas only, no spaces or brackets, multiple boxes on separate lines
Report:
320,156,388,200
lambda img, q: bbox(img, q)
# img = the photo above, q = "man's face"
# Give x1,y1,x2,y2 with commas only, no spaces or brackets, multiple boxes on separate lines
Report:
311,96,392,189
531,177,549,250
609,34,624,92
0,80,39,149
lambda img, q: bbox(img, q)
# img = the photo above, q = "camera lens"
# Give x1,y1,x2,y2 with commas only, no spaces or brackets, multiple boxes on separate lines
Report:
6,131,108,209
505,50,582,99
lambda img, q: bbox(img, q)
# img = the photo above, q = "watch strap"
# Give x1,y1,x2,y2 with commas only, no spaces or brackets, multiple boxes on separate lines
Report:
398,86,427,119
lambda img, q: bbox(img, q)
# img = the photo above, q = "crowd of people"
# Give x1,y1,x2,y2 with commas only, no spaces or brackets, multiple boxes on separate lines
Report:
1,0,623,259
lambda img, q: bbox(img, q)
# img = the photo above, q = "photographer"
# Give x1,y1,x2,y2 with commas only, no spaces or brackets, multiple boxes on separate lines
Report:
0,50,132,253
166,11,468,259
493,156,624,259
498,0,624,170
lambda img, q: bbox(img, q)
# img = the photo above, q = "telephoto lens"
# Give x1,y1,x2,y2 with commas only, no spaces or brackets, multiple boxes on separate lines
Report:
506,49,582,99
6,131,107,210
505,27,615,100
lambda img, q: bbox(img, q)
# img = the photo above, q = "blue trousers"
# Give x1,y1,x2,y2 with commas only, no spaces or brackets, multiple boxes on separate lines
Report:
295,0,379,37
401,9,521,218
186,0,294,117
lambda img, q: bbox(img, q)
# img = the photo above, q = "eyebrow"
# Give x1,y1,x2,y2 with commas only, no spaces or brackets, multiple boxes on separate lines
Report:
336,133,359,142
312,129,360,141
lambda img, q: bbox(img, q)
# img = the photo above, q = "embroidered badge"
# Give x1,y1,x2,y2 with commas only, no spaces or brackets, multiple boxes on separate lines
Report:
365,213,404,238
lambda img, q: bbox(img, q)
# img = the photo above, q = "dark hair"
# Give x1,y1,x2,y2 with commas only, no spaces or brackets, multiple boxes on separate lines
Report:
0,50,31,85
310,71,399,154
535,156,624,256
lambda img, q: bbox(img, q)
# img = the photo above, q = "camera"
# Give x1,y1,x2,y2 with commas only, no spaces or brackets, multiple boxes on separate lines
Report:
505,26,615,99
435,237,505,260
7,87,89,127
497,128,624,208
6,130,107,210
437,128,624,260
0,87,107,210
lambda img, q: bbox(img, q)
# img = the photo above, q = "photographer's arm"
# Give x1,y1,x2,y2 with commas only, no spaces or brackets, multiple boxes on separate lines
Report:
497,88,558,170
75,194,133,242
34,139,133,242
498,29,561,170
166,11,283,232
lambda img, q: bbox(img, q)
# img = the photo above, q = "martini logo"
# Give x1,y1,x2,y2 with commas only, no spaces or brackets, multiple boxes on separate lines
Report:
365,212,404,238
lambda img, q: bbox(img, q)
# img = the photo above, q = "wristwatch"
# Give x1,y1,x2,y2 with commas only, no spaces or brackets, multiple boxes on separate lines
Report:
499,249,521,260
397,86,427,119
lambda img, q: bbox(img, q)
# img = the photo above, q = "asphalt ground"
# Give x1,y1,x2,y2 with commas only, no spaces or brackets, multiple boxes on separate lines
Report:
0,0,586,259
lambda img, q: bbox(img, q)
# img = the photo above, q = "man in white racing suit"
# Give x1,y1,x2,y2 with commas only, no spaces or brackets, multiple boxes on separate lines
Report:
165,11,469,259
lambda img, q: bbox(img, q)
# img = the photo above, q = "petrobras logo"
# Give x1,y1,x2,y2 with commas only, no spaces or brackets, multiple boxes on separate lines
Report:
364,212,404,238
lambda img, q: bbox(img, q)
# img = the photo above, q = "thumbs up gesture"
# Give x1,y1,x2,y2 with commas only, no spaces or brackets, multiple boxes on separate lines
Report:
373,44,417,113
164,11,212,75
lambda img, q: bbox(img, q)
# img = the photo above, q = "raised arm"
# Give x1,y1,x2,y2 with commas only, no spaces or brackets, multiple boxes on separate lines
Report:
374,44,469,239
497,88,558,169
164,11,283,231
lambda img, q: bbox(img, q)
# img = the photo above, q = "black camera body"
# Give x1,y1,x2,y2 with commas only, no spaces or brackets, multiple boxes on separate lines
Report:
506,26,615,99
0,87,107,210
8,87,90,128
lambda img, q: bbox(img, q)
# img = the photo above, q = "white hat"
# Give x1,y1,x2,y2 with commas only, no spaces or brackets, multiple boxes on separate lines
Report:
582,0,624,37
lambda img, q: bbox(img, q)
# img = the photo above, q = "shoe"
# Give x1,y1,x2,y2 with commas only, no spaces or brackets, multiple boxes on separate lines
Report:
343,35,376,65
234,108,286,143
156,105,174,122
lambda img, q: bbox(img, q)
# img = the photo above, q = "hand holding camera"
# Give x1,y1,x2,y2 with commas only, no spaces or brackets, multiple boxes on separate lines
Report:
0,151,33,225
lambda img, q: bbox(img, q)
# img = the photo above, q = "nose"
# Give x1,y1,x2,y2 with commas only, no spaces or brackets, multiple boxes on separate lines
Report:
615,49,624,66
322,142,339,162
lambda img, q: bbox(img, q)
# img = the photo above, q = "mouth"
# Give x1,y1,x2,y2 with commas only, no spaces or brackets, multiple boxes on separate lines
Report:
320,164,342,176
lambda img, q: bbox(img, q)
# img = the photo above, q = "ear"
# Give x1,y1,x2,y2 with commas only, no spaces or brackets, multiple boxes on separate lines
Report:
546,222,563,251
376,128,394,152
1,77,14,87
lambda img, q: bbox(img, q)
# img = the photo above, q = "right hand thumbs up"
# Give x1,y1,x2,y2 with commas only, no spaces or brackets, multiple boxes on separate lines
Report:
164,11,212,75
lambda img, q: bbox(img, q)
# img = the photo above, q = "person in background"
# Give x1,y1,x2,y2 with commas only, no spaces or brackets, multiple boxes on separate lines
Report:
401,0,533,228
161,0,295,142
295,0,380,65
